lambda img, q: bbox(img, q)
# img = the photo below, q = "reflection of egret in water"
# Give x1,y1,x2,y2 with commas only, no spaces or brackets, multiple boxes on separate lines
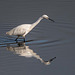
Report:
7,42,56,65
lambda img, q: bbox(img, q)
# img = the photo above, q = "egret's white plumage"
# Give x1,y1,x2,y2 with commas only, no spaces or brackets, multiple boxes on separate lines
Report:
6,14,54,41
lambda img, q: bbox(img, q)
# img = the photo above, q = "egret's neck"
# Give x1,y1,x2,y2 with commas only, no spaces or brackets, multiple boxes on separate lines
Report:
25,17,43,35
30,17,43,30
32,17,43,26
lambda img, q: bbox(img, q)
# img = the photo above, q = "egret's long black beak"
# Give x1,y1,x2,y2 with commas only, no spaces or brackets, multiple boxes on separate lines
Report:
48,18,55,22
50,57,56,62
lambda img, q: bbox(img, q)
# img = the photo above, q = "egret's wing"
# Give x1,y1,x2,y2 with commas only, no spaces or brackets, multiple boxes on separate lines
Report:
6,24,31,36
6,27,16,35
13,26,26,36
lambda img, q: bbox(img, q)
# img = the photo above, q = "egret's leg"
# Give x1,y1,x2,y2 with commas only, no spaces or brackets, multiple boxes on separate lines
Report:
22,34,26,42
23,37,25,42
15,36,20,41
15,37,18,41
15,38,17,41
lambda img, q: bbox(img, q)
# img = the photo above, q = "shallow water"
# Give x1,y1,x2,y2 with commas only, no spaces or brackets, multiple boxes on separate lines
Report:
0,0,75,75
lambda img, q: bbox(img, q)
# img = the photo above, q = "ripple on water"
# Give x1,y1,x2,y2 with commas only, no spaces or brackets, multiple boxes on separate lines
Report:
0,35,75,48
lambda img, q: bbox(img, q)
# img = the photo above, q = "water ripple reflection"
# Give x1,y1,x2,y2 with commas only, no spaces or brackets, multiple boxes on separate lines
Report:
6,42,56,65
0,36,75,48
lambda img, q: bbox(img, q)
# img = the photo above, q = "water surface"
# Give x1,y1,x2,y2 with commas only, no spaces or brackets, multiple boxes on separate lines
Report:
0,0,75,75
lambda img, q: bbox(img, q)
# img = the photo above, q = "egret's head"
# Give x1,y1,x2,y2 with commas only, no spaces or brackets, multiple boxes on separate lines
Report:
42,14,55,22
42,15,49,19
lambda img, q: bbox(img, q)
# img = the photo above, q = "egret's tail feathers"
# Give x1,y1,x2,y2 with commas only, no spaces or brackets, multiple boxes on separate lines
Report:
6,32,9,35
44,57,56,65
6,31,12,35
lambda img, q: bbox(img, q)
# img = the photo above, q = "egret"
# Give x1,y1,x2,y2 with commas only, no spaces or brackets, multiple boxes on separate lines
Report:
6,14,54,42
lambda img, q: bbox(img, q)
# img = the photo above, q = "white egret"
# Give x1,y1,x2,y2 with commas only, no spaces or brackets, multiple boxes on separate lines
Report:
6,14,54,41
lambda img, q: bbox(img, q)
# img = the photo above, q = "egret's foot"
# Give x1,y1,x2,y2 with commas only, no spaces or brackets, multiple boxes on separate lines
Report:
23,38,25,42
15,36,20,42
15,38,17,41
15,40,18,43
15,38,18,43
